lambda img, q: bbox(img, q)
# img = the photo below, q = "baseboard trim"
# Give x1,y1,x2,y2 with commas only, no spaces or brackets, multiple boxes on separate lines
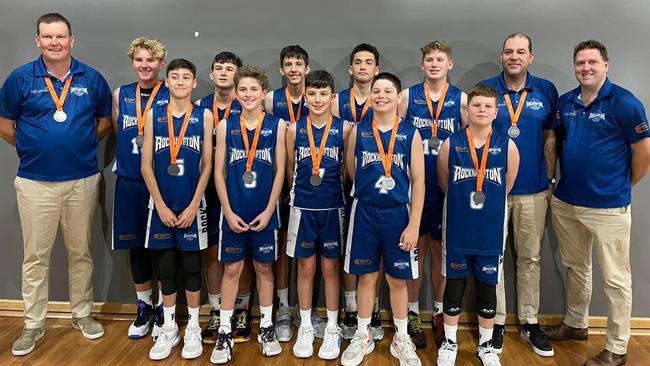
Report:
2,299,649,335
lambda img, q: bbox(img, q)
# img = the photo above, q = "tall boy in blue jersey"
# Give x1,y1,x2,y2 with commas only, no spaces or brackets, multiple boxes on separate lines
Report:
195,51,255,344
480,33,558,356
332,43,385,342
0,13,112,356
398,40,468,349
111,37,170,341
141,59,213,360
436,84,519,366
342,73,423,366
211,66,286,364
544,40,650,366
287,70,352,360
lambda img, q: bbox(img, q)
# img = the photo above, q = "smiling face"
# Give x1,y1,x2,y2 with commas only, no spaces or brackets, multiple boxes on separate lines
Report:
132,48,164,84
280,56,310,87
574,48,608,89
36,21,74,64
305,86,333,118
371,78,400,115
421,50,453,81
349,51,379,84
467,95,498,127
500,35,534,78
236,77,265,112
210,62,238,90
165,68,196,100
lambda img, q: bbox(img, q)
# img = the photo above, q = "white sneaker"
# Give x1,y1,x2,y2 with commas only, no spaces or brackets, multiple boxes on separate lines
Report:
293,326,315,358
437,338,458,366
128,300,154,339
390,333,421,366
295,310,327,338
341,330,374,366
182,324,203,359
275,306,293,342
258,324,282,357
318,326,342,360
477,341,501,366
149,323,180,360
210,331,234,364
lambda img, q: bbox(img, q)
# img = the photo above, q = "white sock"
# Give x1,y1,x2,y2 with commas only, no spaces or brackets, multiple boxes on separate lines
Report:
479,325,493,345
326,309,339,329
373,296,380,313
299,308,312,329
208,293,221,311
277,288,289,308
344,291,357,312
235,293,250,310
187,306,200,328
136,289,153,305
357,316,371,335
156,289,163,307
433,301,444,315
219,309,233,333
394,317,408,337
407,301,419,315
444,323,458,343
260,304,273,328
163,305,176,328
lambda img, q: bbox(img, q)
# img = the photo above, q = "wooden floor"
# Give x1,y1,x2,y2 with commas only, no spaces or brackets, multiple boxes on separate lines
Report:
1,317,649,365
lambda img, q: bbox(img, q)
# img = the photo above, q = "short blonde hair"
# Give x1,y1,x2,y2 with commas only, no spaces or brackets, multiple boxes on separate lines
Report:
127,37,167,61
420,40,452,60
234,66,269,91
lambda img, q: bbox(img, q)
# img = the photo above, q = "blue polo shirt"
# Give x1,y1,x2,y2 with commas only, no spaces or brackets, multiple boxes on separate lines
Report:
0,56,112,182
481,72,558,195
554,79,649,208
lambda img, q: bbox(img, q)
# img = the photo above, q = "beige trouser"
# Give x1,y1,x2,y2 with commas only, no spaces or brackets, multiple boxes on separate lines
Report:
551,196,631,354
496,190,548,325
15,173,100,329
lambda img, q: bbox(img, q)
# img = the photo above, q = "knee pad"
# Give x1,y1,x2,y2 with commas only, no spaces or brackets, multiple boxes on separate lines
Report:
129,247,153,285
181,251,202,292
154,248,178,295
443,277,467,316
476,280,497,319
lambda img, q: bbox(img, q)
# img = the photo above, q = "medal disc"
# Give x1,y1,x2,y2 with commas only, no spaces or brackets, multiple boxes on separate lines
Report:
472,191,486,205
135,135,145,147
167,163,181,176
242,171,255,184
53,110,67,123
428,137,441,150
310,174,322,187
382,177,396,191
508,126,520,138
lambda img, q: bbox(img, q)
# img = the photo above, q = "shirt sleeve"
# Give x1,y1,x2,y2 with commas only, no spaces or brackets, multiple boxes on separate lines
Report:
613,93,650,145
93,72,112,118
543,83,560,130
0,69,24,120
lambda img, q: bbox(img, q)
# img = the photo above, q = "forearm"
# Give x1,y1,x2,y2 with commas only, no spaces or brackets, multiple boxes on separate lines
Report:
631,154,650,186
544,132,557,179
189,164,211,208
408,179,425,229
0,120,16,146
265,169,285,214
141,167,167,208
215,171,234,215
96,118,113,140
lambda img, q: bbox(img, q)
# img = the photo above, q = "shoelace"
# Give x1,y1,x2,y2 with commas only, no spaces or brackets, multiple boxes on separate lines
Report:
397,337,419,360
298,327,316,341
206,313,220,331
216,332,233,353
348,333,369,354
236,312,248,329
157,328,175,344
260,326,276,343
323,327,342,344
408,316,423,332
185,326,201,343
439,340,458,354
478,343,499,361
23,328,42,338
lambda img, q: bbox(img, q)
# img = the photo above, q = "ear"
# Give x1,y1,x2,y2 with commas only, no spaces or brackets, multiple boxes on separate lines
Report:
348,65,353,76
192,78,197,89
448,58,454,71
305,65,311,75
70,35,75,49
530,52,535,65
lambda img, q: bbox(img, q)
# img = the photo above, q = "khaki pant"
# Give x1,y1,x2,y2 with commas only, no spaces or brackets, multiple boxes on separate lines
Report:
496,190,548,325
551,196,631,354
15,173,100,329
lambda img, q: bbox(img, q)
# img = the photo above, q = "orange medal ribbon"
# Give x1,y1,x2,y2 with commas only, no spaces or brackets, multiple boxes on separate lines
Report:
166,103,194,165
424,82,449,139
306,115,334,175
465,128,492,194
240,112,265,174
44,76,72,114
503,90,528,129
213,94,234,128
284,87,303,124
371,117,400,178
349,89,370,123
136,81,162,137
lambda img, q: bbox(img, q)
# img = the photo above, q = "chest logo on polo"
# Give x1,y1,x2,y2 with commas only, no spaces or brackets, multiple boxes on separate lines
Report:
526,98,544,110
361,151,405,170
589,110,606,122
452,166,503,186
229,147,273,164
70,84,88,96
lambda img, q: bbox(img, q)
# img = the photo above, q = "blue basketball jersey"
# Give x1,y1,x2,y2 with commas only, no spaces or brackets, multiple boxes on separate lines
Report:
444,128,509,256
405,83,462,201
352,119,415,207
115,82,170,180
338,88,373,124
272,87,308,123
151,104,205,211
290,115,345,209
197,93,242,122
223,113,280,231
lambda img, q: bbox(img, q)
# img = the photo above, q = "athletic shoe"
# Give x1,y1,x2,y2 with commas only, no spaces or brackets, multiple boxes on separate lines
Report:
274,306,293,342
341,330,374,366
202,310,221,344
182,323,203,359
233,309,252,343
437,338,458,366
258,324,282,356
341,310,358,341
152,305,164,341
370,310,384,341
295,309,326,339
11,328,44,356
72,316,104,339
407,311,427,349
390,333,422,366
433,313,445,347
492,324,505,354
210,331,234,364
476,340,501,366
520,323,554,357
318,326,342,360
149,323,180,360
128,300,154,339
292,326,316,358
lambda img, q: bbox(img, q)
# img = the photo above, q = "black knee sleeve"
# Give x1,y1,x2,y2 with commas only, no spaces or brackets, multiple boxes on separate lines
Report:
476,279,497,319
129,247,153,285
443,277,467,316
181,251,202,292
154,248,178,295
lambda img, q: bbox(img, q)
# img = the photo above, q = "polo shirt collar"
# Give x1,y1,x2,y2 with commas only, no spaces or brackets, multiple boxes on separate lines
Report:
34,55,83,78
570,78,613,106
497,71,534,94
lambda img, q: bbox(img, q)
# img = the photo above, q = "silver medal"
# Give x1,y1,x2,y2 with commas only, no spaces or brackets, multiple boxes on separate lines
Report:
135,135,145,147
53,110,67,123
167,163,181,176
472,191,486,205
310,174,322,187
242,171,255,184
508,126,520,138
428,137,441,150
382,177,396,191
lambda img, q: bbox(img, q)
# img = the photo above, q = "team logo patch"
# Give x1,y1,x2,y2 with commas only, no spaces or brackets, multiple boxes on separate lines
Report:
231,129,242,135
156,99,169,106
526,98,544,110
413,98,427,105
489,147,502,155
118,234,136,240
189,117,199,124
329,128,339,135
123,97,136,104
70,84,88,96
258,244,274,254
157,117,167,123
394,260,410,270
635,122,649,134
323,241,338,249
564,110,578,117
154,233,171,240
396,134,407,141
480,308,496,315
361,131,374,137
482,265,498,274
455,146,468,153
225,247,241,254
450,262,467,270
354,258,371,265
444,100,456,107
589,110,606,122
261,129,272,137
183,232,197,241
299,128,307,134
301,241,315,249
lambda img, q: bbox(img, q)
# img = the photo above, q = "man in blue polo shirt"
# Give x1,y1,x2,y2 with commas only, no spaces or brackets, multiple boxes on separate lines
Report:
544,40,650,366
480,33,558,357
0,13,112,356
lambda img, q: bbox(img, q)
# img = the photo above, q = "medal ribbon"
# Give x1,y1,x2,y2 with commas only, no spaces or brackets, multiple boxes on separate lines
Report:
213,94,234,128
306,115,333,175
371,116,400,178
240,112,265,174
503,90,528,129
136,81,162,137
349,89,370,123
44,76,73,115
284,87,303,124
465,128,492,193
166,103,194,165
424,82,449,139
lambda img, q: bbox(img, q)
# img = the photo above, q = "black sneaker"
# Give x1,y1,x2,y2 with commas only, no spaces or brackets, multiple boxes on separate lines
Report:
151,304,164,341
521,323,554,357
341,311,357,341
492,324,505,354
233,309,252,343
201,310,221,344
128,300,154,339
370,310,384,341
